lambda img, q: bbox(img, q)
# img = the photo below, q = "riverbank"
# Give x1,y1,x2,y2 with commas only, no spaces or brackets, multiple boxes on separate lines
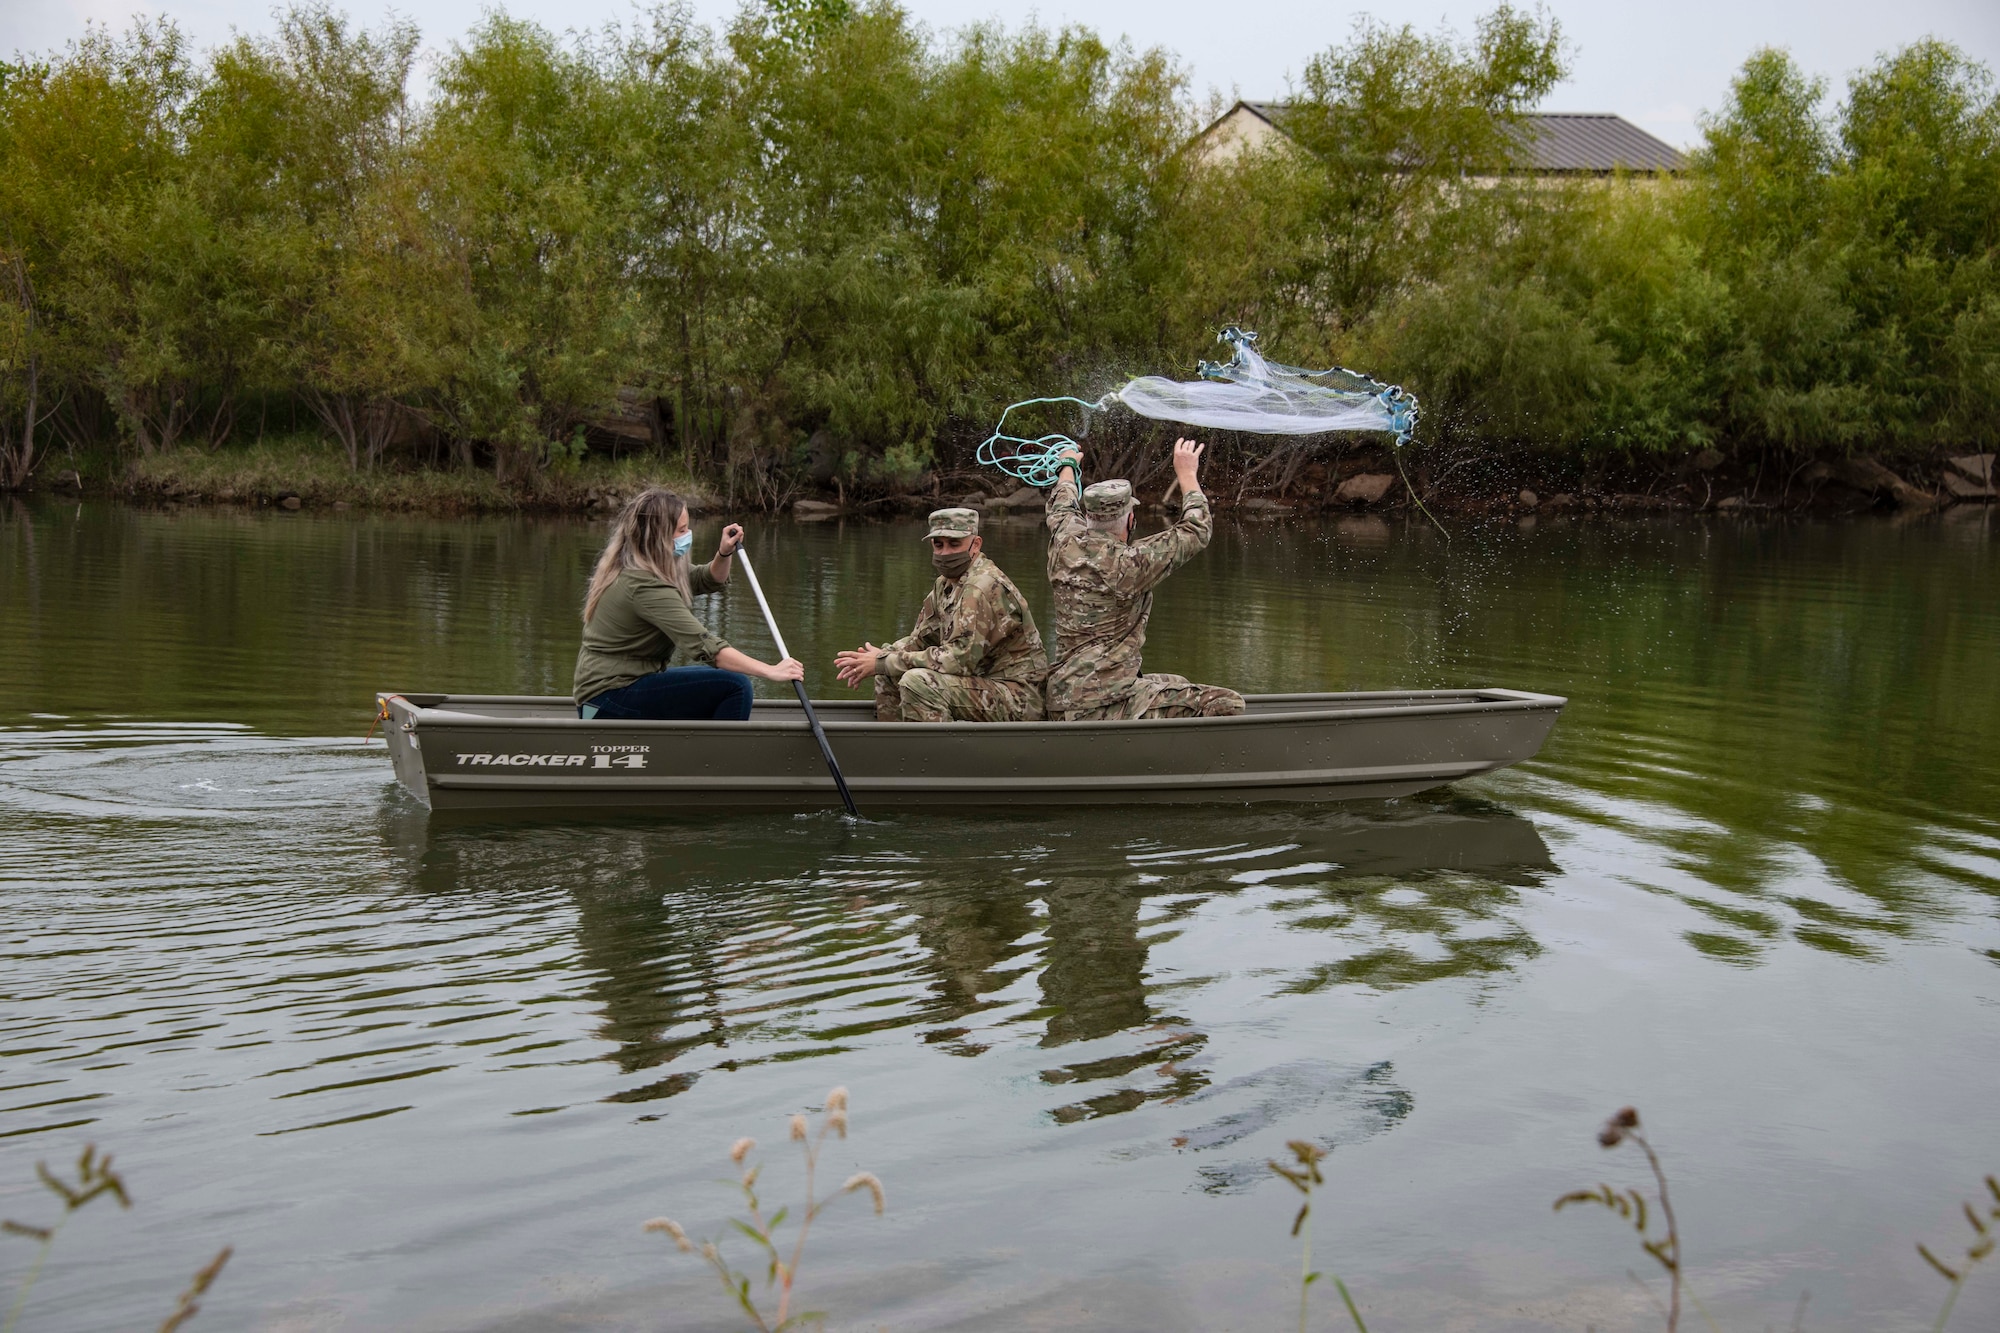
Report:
10,435,1995,520
24,436,718,515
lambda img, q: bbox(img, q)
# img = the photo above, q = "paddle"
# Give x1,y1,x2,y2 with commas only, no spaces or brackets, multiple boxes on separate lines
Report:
732,545,860,818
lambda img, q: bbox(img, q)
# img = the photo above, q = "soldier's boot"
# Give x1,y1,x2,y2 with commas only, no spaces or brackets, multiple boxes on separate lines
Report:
1196,686,1246,716
1139,682,1246,719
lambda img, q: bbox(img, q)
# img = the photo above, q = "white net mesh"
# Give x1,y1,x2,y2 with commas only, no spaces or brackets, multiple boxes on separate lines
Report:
977,328,1417,488
1118,368,1400,435
1123,327,1416,439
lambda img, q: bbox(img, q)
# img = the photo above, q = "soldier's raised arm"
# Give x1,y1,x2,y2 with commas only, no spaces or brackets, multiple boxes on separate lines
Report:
1114,439,1213,593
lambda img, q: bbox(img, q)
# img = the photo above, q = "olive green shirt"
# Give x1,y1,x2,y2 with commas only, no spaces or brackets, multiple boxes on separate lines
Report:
573,566,729,705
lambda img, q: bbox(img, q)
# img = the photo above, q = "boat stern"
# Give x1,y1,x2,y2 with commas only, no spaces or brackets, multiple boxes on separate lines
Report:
375,692,440,806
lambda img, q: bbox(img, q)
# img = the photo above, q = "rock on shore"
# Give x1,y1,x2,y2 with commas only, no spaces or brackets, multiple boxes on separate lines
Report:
1945,454,1995,501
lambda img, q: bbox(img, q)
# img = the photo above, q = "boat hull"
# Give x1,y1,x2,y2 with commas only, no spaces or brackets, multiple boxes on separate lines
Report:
375,689,1565,814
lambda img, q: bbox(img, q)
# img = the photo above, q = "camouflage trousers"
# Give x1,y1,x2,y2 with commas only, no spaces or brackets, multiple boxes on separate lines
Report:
1051,673,1245,723
875,669,1047,723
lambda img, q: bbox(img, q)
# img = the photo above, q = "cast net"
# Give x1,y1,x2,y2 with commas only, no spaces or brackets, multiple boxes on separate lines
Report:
977,327,1418,489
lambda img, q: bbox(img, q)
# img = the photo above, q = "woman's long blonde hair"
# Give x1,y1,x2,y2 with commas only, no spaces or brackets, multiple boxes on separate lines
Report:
584,488,694,623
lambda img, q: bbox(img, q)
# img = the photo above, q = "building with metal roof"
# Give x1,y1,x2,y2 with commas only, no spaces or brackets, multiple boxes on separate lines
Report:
1197,100,1688,175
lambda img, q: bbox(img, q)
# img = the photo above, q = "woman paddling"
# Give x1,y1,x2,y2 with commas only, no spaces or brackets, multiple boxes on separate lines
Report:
573,489,803,720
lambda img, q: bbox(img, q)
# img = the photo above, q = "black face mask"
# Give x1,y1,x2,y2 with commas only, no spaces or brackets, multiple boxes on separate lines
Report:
932,548,974,580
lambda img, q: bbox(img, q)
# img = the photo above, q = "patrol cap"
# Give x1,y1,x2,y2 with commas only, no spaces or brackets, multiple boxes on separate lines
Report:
1081,479,1135,519
925,507,981,540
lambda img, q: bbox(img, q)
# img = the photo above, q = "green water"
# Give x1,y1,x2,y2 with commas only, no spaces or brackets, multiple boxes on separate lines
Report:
2,498,1996,1330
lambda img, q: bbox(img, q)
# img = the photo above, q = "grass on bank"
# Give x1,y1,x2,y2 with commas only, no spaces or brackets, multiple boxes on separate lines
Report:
51,434,717,514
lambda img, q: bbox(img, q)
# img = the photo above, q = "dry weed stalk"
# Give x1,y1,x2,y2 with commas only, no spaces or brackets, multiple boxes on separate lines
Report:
2,1144,231,1333
1556,1107,1684,1332
156,1246,233,1333
645,1086,885,1331
1268,1139,1368,1333
1916,1173,1999,1333
2,1146,129,1333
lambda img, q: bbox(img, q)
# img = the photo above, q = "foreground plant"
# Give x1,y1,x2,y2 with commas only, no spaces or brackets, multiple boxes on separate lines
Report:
2,1144,229,1333
2,1146,128,1333
1556,1107,1685,1331
1916,1172,2000,1333
1269,1139,1367,1332
645,1086,884,1332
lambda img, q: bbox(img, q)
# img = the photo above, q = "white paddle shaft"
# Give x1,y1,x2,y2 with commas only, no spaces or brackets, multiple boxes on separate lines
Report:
729,543,860,817
732,547,789,660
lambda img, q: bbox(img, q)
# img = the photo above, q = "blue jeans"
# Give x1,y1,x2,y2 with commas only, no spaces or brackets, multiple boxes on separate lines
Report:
582,667,755,721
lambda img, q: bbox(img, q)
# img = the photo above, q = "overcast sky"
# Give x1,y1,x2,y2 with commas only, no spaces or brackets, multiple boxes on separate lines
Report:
9,0,2000,148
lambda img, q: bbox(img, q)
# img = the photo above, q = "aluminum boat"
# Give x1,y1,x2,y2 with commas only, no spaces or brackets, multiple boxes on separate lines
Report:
374,688,1565,814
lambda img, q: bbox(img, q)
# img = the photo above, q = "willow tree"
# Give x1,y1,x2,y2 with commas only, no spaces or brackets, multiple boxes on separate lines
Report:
186,6,418,467
1833,40,2000,451
611,9,754,478
929,24,1190,392
1688,41,2000,454
386,15,658,482
1279,3,1566,329
724,0,962,492
0,21,199,460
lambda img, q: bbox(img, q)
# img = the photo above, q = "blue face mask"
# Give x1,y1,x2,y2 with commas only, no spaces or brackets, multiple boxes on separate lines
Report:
672,531,693,558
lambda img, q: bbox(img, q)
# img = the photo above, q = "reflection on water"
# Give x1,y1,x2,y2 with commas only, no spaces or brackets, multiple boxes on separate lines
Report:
2,499,1997,1330
379,800,1553,1127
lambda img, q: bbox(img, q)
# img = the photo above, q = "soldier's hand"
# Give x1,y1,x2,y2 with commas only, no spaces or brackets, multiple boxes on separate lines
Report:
834,643,883,688
1173,438,1204,492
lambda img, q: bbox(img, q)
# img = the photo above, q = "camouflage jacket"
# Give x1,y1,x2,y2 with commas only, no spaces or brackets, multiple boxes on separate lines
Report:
1044,475,1213,716
879,555,1048,686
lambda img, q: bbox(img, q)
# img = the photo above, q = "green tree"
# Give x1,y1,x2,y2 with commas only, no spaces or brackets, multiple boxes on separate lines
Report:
3,1,1996,486
928,24,1189,391
0,21,198,459
724,0,962,495
1691,48,1832,254
1278,4,1566,327
1831,40,2000,450
190,5,418,467
611,8,755,478
388,15,656,482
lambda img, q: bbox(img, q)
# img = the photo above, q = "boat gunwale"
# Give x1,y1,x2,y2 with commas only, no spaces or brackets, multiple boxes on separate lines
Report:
427,759,1498,793
382,688,1568,735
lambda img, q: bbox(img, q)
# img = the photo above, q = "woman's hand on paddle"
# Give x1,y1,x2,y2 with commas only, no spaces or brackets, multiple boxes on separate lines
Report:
763,656,805,683
1172,439,1204,492
834,643,883,688
717,523,744,557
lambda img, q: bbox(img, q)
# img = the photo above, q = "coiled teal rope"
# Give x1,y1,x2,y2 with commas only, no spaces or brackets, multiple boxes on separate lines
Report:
975,395,1113,488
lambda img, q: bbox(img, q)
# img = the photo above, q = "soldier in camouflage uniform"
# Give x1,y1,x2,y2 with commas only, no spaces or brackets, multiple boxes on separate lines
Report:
1043,438,1245,722
833,507,1048,722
